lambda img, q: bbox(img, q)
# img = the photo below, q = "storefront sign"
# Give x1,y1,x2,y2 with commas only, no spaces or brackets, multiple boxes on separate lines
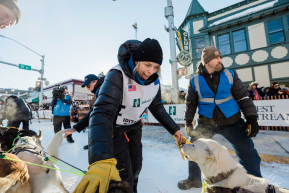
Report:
74,93,88,101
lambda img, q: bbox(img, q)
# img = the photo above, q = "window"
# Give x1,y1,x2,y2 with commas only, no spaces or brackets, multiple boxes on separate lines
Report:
268,19,284,44
195,37,205,58
218,33,231,55
233,29,247,52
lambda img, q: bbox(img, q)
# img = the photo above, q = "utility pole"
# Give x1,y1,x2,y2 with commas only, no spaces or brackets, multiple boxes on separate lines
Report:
0,35,46,106
165,0,179,103
39,55,45,106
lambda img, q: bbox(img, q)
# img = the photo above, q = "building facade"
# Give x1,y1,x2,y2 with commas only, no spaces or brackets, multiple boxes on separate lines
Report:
42,79,94,104
178,0,289,87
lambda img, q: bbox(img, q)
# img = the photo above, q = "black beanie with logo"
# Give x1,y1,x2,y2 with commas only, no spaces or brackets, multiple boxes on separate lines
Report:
0,0,21,24
132,38,163,65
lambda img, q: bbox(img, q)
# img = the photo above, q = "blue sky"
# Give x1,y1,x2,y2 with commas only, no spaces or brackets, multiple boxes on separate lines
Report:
0,0,241,91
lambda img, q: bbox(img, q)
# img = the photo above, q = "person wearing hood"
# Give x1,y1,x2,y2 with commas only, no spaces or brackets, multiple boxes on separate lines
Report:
178,46,262,190
0,0,21,30
63,74,105,150
248,81,264,100
267,82,286,97
74,38,183,193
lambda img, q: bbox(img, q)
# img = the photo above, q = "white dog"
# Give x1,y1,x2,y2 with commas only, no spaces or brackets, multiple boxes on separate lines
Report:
13,130,69,193
182,138,289,193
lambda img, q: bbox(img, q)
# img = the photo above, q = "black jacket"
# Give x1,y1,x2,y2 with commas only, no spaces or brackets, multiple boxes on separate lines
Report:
88,40,180,164
185,64,258,127
73,76,105,133
248,88,264,99
51,94,73,106
0,96,32,122
267,87,285,97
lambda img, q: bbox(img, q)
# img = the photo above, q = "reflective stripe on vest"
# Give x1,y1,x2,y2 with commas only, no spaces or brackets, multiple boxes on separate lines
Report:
194,69,234,105
192,69,239,119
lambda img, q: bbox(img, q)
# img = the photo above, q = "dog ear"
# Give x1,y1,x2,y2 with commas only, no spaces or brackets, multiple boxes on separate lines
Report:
205,148,215,162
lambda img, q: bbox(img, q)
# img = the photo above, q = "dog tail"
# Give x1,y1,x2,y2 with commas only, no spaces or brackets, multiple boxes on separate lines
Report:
47,130,66,157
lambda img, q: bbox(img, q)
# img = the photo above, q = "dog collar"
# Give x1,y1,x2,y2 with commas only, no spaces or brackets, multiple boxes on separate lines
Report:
204,168,236,185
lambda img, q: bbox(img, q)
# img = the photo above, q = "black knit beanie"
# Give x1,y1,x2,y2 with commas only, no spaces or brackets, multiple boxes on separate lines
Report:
132,38,163,65
272,82,278,87
0,0,21,24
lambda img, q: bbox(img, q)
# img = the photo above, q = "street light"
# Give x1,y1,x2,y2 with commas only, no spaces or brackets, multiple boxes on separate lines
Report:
132,22,138,40
0,35,46,106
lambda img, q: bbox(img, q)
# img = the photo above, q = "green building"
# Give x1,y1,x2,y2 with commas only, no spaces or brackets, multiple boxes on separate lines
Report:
178,0,289,87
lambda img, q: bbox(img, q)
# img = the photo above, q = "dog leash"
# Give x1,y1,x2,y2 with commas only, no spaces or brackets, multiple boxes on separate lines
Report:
0,153,85,176
6,135,20,153
5,136,87,175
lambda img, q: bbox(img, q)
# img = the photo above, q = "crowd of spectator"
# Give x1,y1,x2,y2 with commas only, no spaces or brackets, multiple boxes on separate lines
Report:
248,81,289,100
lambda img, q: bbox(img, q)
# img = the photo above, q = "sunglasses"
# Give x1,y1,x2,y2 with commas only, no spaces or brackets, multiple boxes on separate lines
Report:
274,85,279,87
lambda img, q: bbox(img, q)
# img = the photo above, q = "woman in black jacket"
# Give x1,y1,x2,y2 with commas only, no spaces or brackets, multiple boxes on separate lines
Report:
74,39,183,193
267,82,286,97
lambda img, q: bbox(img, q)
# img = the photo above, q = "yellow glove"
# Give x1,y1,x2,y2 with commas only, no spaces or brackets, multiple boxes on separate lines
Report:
74,158,121,193
175,136,192,160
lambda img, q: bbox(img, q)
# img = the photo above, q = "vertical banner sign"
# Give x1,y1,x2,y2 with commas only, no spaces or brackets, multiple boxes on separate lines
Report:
175,30,184,51
180,28,190,53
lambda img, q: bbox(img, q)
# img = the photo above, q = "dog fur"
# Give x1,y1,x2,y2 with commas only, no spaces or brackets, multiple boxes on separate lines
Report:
13,130,69,193
182,138,289,193
0,153,31,193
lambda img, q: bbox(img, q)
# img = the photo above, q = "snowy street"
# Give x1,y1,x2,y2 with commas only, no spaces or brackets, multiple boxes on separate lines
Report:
5,119,287,193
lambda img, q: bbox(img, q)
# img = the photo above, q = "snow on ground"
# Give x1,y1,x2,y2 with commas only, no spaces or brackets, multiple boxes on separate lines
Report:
6,119,289,193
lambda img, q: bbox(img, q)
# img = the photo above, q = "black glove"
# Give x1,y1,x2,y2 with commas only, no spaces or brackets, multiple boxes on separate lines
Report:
245,116,259,137
185,125,194,137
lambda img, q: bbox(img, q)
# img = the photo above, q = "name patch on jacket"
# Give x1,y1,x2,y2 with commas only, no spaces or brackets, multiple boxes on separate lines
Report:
128,85,136,92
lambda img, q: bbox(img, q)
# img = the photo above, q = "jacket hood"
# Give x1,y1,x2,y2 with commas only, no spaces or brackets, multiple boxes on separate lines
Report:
117,40,159,85
118,40,142,79
197,62,224,76
248,81,259,91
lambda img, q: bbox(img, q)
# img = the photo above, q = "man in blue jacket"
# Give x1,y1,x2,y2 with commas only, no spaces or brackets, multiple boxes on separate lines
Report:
51,86,74,143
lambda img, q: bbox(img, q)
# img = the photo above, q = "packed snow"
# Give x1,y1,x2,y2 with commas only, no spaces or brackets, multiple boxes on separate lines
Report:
3,119,289,193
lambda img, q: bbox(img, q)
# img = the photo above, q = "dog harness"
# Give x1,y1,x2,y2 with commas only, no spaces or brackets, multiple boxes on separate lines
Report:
191,69,239,119
204,168,276,193
204,168,236,185
13,147,46,157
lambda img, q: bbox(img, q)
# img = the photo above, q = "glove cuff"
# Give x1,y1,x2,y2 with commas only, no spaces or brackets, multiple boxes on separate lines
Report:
245,115,258,122
88,158,117,169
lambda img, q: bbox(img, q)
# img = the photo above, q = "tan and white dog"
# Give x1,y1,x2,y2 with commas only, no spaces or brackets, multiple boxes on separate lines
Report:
181,138,289,193
0,153,31,193
13,130,69,193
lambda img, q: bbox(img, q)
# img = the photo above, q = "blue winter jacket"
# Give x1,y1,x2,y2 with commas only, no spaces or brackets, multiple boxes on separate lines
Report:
51,95,72,116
